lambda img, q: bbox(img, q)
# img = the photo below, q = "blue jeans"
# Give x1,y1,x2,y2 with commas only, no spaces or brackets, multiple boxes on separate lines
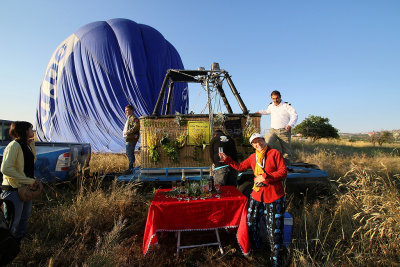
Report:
1,190,32,239
125,142,136,170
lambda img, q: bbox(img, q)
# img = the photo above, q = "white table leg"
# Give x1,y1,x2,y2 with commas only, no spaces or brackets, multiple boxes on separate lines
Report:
215,229,224,254
176,231,181,257
175,229,224,257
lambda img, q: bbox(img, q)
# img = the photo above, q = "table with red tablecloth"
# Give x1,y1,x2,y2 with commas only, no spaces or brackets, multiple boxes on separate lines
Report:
142,185,250,255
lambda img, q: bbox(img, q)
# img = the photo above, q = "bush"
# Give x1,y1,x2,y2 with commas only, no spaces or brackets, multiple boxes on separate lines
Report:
370,131,394,146
293,115,339,142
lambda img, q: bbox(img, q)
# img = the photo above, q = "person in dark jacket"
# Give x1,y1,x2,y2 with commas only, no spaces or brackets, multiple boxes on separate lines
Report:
209,129,238,186
123,105,140,173
219,133,287,267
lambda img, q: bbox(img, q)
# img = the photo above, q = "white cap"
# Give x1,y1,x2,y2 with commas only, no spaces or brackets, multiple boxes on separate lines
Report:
249,133,264,144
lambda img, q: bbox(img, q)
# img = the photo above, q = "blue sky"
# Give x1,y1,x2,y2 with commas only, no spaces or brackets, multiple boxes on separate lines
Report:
0,0,399,133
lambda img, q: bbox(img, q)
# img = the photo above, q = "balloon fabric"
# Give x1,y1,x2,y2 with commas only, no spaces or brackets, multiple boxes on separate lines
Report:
35,18,188,152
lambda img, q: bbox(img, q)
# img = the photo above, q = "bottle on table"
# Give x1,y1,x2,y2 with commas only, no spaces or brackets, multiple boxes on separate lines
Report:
180,169,186,193
208,175,215,193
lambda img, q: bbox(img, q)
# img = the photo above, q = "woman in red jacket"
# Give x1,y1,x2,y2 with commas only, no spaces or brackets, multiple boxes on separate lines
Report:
219,133,287,266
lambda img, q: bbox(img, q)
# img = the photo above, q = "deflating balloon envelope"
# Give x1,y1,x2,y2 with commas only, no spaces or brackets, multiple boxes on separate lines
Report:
35,18,188,152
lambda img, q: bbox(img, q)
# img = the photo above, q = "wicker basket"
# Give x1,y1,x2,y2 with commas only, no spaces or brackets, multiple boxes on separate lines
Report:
139,114,260,168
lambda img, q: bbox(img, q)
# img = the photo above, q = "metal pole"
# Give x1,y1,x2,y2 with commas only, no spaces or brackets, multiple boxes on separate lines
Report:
224,72,249,114
215,83,233,114
165,81,174,115
152,70,171,116
206,78,214,140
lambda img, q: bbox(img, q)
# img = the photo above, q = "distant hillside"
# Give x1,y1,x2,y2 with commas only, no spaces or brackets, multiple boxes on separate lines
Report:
340,130,400,141
340,133,370,141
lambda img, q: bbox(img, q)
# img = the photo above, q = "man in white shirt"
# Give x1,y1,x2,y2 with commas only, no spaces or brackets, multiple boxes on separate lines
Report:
257,90,298,165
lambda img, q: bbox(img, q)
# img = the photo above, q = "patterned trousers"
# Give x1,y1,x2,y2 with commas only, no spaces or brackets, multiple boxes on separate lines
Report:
247,195,286,267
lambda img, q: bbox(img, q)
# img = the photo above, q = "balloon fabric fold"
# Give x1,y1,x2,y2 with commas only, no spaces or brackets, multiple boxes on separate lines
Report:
36,18,188,152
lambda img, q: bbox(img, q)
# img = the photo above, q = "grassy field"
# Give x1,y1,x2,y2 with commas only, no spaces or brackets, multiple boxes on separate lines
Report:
9,140,400,266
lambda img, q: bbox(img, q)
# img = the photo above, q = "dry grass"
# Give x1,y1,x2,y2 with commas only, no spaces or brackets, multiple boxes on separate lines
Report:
288,139,400,266
9,140,400,266
292,139,400,178
13,175,150,266
88,153,128,174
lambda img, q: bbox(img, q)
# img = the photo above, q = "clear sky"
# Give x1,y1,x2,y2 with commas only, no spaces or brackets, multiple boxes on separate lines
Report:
0,0,399,133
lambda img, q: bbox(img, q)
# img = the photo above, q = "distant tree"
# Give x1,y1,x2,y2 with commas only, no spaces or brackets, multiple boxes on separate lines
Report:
293,115,339,142
370,131,394,146
393,132,399,141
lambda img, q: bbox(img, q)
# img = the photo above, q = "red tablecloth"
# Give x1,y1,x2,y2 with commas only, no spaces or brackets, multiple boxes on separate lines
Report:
142,185,250,255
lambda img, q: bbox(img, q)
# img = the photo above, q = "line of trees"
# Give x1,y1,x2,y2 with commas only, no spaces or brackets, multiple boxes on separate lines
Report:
292,115,397,146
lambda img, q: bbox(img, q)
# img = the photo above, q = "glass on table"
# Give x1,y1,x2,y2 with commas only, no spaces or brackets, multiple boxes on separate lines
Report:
215,184,220,192
179,183,186,194
192,183,201,195
218,147,224,162
172,181,177,191
191,184,198,200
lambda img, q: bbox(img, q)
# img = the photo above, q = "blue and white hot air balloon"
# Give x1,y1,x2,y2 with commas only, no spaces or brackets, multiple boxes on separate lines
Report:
35,18,188,152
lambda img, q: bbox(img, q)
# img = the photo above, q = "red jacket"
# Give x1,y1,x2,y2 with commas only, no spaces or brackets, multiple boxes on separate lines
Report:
224,147,287,203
